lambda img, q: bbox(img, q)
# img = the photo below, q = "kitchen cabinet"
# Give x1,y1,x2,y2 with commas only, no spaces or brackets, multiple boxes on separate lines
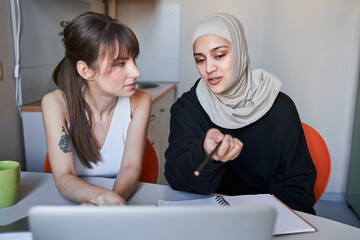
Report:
147,87,176,185
20,83,176,185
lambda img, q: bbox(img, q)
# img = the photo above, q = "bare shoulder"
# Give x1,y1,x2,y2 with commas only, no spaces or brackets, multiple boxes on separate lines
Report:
133,89,151,103
42,89,63,105
41,89,68,117
131,89,152,108
129,89,151,117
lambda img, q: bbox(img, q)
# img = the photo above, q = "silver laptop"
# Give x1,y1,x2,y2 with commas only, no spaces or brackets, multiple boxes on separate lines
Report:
29,205,276,240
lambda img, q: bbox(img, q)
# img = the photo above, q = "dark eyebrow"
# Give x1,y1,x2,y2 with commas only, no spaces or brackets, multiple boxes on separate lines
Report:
193,45,230,56
211,45,229,52
114,56,129,61
112,56,129,66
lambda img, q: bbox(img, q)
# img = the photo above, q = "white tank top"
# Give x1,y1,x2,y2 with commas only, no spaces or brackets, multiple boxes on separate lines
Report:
73,97,131,177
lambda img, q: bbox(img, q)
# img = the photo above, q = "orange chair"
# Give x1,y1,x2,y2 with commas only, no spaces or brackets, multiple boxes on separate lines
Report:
44,138,159,184
44,153,52,173
302,122,331,202
139,138,159,184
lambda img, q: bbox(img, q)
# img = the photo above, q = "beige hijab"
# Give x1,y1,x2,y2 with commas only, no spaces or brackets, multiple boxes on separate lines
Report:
194,13,282,129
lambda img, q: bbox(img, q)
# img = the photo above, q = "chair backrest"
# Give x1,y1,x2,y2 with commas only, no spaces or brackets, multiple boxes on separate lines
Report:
44,154,51,173
139,138,159,184
44,138,159,184
302,122,331,202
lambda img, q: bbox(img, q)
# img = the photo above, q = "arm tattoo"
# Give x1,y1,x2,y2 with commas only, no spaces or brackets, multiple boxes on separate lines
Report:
58,126,73,153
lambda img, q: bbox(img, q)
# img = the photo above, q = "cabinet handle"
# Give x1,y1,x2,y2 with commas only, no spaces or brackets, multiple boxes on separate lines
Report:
160,108,165,112
149,114,156,121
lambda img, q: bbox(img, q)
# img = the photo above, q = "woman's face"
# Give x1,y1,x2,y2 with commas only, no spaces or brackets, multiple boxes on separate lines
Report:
193,35,233,94
93,45,141,98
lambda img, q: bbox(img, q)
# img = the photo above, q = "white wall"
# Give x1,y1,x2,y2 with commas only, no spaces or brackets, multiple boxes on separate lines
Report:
19,0,105,104
118,0,360,196
117,3,180,83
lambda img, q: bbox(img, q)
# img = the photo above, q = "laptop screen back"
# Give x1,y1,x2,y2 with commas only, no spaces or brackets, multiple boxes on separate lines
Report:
29,205,276,240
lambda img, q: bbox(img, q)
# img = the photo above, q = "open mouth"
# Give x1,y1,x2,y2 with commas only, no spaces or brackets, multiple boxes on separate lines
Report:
208,77,221,85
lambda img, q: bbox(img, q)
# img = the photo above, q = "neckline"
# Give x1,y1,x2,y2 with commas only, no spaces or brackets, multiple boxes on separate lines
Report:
98,98,119,151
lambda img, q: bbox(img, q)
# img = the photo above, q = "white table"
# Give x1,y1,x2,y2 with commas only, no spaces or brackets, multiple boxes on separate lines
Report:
1,172,360,239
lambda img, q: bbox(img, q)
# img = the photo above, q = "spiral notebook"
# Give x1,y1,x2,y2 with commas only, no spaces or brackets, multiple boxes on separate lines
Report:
158,194,316,236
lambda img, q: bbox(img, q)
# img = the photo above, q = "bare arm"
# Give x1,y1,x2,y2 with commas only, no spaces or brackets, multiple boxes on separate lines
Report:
42,90,125,205
112,89,152,199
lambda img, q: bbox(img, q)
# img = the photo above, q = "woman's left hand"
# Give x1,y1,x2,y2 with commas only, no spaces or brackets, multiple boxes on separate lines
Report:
94,190,128,206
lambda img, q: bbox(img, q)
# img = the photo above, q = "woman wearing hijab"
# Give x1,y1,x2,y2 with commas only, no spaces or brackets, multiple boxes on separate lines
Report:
164,13,316,214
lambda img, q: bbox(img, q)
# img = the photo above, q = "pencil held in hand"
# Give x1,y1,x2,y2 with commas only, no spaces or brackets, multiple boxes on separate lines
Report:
194,141,222,176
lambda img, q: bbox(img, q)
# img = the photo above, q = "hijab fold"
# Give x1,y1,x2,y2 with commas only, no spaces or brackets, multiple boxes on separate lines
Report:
194,13,282,129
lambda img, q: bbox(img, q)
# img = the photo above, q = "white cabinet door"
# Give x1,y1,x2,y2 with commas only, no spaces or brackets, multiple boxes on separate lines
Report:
147,88,176,185
22,112,47,172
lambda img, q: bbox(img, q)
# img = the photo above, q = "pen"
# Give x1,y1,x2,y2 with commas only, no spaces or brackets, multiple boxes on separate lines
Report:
194,141,222,176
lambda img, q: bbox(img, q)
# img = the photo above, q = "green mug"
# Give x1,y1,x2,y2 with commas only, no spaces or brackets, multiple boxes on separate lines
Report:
0,160,20,208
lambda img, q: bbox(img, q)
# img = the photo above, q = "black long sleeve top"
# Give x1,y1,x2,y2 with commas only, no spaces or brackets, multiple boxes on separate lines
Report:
164,80,317,214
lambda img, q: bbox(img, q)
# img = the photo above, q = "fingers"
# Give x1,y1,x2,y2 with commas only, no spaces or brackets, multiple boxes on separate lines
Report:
204,129,224,155
213,134,243,162
204,129,243,163
224,137,243,161
208,128,223,142
217,135,231,156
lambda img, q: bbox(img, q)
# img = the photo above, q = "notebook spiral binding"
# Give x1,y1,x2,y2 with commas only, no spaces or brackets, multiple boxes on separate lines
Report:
215,196,231,207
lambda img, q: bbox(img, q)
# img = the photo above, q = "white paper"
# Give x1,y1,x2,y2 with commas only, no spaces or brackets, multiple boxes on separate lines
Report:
0,232,32,240
158,193,316,235
158,196,220,206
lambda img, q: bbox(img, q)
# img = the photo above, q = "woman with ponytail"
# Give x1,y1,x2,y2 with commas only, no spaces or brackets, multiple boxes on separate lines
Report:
42,12,151,205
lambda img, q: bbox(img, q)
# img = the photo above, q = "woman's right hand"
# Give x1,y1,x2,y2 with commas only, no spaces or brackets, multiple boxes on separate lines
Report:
94,190,127,206
203,128,243,163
